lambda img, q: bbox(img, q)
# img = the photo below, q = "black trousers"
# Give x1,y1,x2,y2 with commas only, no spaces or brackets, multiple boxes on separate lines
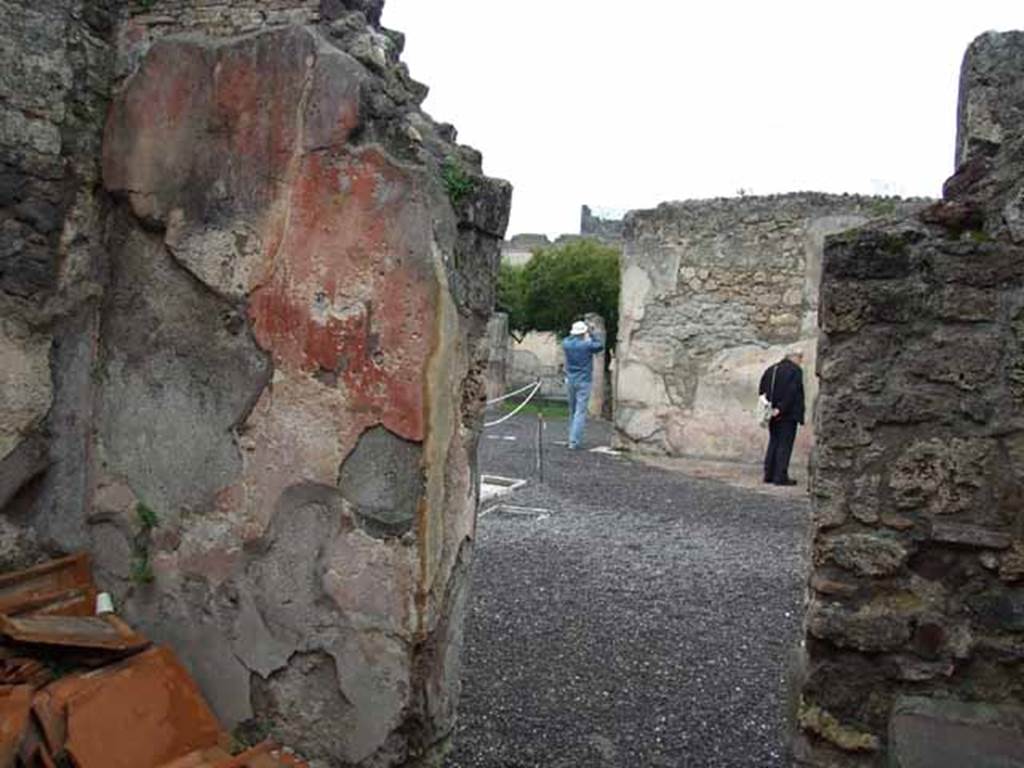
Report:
764,419,798,483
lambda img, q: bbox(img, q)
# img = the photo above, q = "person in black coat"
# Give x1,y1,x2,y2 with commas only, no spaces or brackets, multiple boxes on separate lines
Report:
758,350,805,486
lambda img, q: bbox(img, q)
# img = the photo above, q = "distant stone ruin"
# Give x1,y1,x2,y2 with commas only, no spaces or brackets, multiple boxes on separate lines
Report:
580,204,625,246
615,193,925,464
796,31,1024,767
0,1,510,765
501,233,552,267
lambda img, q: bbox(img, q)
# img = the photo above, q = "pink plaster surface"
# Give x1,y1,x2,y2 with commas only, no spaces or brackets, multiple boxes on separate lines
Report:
104,28,438,453
103,26,441,555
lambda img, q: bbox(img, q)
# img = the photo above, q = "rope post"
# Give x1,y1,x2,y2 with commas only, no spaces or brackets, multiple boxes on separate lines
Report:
536,412,544,482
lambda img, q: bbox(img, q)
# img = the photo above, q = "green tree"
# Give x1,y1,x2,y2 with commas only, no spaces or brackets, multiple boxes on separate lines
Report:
497,239,620,350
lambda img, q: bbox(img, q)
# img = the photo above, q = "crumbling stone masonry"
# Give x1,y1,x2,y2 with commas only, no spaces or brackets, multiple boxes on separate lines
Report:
795,31,1024,767
615,193,924,464
580,204,624,246
0,1,510,765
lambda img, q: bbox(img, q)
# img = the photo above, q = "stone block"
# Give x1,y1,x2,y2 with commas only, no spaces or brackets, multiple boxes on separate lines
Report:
848,475,881,524
338,426,423,538
823,228,920,281
882,655,954,683
968,589,1024,631
956,31,1024,168
888,438,990,516
890,697,1024,768
810,573,859,597
1000,545,1024,581
807,601,912,652
822,534,908,577
930,522,1012,549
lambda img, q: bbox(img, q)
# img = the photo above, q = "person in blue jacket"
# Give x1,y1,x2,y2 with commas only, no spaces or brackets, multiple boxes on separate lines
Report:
562,319,605,449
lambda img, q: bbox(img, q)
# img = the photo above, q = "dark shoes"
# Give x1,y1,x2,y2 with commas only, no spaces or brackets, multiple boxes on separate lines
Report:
765,477,798,486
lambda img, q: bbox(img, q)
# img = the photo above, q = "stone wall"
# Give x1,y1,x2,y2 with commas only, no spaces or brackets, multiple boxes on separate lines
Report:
796,31,1024,767
580,204,624,246
509,331,564,399
485,312,508,400
0,0,119,547
501,232,549,267
0,2,510,766
615,193,925,465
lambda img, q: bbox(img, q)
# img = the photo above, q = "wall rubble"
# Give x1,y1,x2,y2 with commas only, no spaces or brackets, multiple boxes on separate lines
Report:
796,30,1024,767
0,2,511,766
616,193,925,464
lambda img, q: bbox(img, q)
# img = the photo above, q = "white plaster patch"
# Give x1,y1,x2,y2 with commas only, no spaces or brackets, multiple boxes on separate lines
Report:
621,264,653,327
482,504,551,521
616,361,669,406
589,445,626,457
165,212,265,300
480,474,526,503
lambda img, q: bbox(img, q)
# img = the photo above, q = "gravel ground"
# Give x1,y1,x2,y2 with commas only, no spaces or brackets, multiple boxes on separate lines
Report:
445,415,810,768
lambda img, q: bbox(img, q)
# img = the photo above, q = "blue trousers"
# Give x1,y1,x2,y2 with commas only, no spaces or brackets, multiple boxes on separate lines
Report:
566,379,592,448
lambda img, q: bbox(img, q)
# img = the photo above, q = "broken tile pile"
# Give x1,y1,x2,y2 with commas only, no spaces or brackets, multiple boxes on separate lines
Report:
0,554,307,768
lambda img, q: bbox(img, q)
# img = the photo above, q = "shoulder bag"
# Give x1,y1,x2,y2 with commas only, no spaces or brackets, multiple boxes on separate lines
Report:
756,365,777,428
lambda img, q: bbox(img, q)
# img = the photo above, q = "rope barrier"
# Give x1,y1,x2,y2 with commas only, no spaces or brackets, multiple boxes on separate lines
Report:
483,380,543,428
485,379,541,406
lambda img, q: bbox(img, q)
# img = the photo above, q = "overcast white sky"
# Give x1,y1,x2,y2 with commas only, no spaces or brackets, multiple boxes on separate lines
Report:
382,1,1021,238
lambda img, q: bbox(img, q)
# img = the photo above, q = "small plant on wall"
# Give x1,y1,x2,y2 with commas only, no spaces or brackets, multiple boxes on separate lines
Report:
441,157,474,206
130,502,158,585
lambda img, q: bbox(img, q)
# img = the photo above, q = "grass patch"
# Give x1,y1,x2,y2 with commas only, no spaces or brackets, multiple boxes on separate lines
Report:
868,199,897,217
500,399,570,420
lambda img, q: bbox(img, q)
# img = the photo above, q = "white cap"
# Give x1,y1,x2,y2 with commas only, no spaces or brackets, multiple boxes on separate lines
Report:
570,320,588,335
